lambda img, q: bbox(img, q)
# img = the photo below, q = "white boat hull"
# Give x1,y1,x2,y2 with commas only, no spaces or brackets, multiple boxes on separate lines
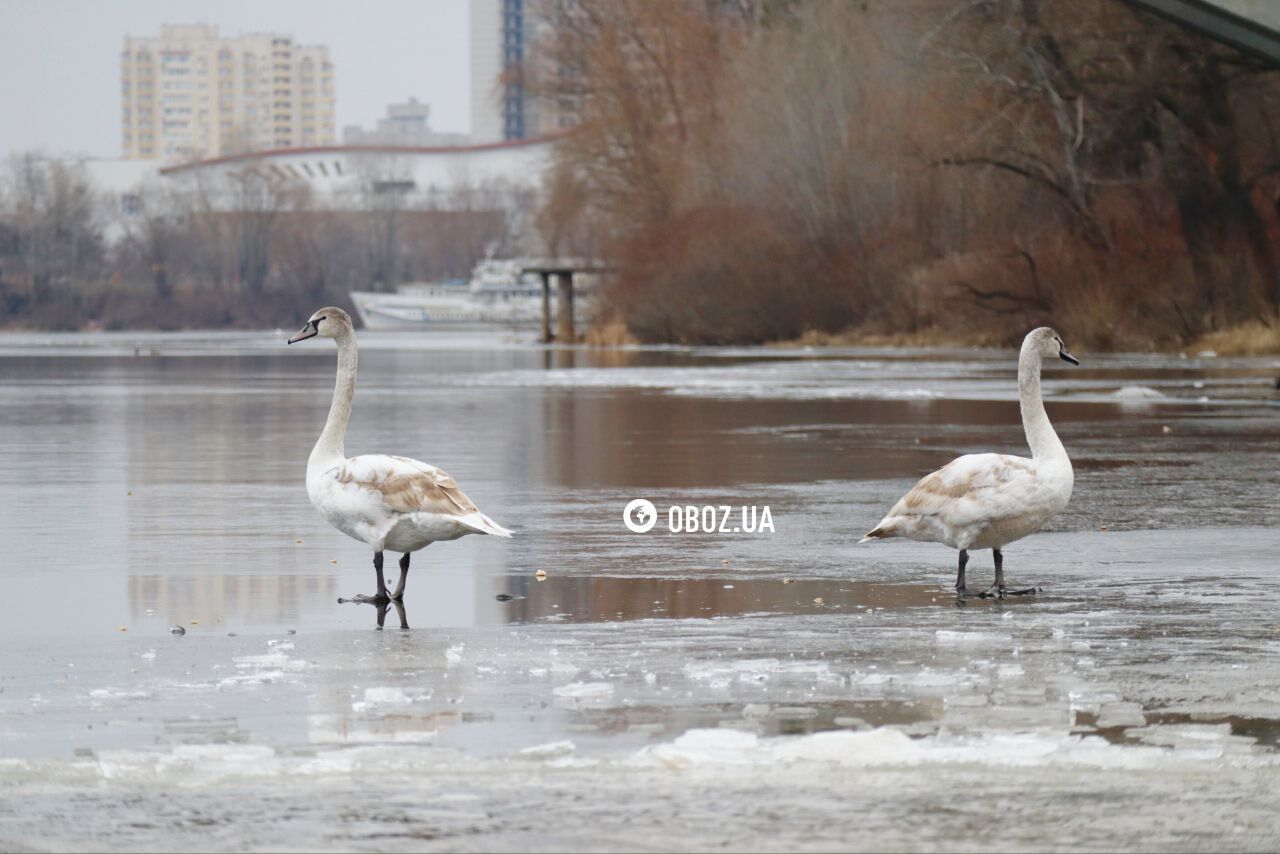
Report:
350,290,573,330
349,257,597,331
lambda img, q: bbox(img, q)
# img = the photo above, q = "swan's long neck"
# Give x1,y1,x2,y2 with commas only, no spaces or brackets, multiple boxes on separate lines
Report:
309,332,357,472
1018,343,1067,463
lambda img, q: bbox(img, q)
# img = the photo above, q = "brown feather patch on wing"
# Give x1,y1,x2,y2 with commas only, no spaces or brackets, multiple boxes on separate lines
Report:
903,471,975,508
899,457,1034,513
338,459,479,516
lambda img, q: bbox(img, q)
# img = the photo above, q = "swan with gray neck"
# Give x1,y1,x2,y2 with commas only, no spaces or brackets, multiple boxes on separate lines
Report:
288,307,511,605
860,327,1079,598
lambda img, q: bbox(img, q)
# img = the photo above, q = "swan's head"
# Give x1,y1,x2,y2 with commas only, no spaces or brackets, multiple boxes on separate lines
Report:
288,307,354,344
1025,326,1079,366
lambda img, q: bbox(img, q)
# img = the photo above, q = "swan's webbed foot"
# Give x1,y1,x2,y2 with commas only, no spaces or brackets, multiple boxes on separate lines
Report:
1006,585,1042,597
336,553,393,605
977,549,1041,598
335,596,408,630
354,551,390,604
340,592,391,605
976,585,1042,599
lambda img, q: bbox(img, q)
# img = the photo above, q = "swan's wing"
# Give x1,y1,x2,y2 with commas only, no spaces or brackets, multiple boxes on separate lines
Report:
862,454,1036,540
894,454,1036,518
338,455,478,516
336,455,512,537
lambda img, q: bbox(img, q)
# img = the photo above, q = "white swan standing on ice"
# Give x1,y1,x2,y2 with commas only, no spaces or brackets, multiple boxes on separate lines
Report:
860,327,1079,597
288,308,511,602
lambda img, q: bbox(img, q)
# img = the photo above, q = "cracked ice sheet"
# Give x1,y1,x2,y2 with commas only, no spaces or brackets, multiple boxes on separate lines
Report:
4,528,1280,850
0,729,1277,852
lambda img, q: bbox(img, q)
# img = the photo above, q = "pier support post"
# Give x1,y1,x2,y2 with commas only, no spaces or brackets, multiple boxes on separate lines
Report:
540,272,553,343
555,272,575,343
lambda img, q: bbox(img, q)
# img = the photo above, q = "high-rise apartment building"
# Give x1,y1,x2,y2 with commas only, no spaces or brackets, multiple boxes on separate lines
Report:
469,0,508,143
121,24,336,162
471,0,569,143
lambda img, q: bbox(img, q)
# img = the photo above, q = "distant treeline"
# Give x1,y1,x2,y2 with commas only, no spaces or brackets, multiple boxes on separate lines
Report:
532,0,1280,349
0,155,514,330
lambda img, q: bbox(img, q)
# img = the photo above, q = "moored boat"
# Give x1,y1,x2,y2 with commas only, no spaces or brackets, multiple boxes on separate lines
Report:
349,259,586,330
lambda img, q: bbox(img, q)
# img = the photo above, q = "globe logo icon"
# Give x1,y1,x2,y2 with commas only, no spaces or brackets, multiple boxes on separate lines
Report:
623,498,658,533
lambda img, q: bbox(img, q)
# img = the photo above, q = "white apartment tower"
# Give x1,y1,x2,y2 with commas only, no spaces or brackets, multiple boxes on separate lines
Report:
469,0,505,144
121,24,336,162
471,0,564,143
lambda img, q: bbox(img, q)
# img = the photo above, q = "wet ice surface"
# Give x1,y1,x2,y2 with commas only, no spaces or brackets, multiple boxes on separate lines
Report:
2,331,1279,851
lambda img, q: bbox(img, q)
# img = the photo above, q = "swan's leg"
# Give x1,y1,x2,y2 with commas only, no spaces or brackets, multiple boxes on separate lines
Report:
977,549,1006,598
390,598,408,629
980,549,1039,598
955,549,970,595
349,551,390,603
391,552,411,601
372,599,410,631
373,551,388,598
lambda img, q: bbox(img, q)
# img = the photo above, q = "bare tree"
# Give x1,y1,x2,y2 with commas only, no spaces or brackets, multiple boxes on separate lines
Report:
928,0,1280,321
225,168,305,294
0,153,103,307
350,154,416,291
117,181,190,299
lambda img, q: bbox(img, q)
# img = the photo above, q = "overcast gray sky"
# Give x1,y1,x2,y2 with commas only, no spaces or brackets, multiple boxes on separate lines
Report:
0,0,471,160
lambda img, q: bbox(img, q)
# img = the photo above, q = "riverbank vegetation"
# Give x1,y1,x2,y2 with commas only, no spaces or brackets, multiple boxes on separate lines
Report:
533,0,1280,350
4,1,1279,351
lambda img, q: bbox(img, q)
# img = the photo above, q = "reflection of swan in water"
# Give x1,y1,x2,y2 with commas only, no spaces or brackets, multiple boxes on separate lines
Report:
861,327,1079,598
288,307,512,604
337,594,409,630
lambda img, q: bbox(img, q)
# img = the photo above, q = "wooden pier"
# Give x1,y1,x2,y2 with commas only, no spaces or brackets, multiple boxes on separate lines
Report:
520,260,608,343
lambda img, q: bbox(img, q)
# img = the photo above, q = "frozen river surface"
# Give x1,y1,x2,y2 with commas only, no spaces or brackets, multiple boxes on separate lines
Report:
1,330,1279,852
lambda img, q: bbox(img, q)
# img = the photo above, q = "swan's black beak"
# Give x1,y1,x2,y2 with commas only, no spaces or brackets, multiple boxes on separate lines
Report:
288,321,318,344
1059,348,1080,366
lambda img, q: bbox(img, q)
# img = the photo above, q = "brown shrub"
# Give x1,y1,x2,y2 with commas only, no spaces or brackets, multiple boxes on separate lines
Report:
1189,319,1280,355
582,312,637,347
599,207,861,345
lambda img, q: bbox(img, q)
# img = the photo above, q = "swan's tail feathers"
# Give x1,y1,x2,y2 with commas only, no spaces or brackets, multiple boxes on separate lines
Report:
859,525,892,544
458,512,513,538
